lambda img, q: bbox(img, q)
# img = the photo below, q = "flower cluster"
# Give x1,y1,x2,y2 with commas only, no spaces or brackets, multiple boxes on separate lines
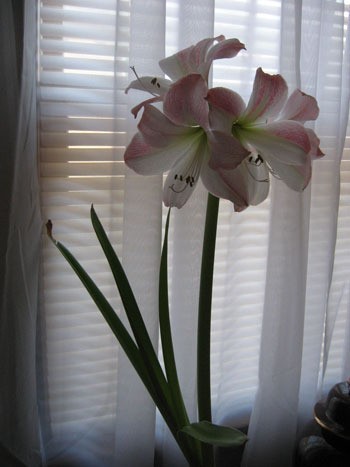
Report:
124,35,323,211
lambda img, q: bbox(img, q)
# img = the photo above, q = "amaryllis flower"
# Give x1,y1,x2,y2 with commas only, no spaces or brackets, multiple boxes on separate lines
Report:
125,35,245,117
206,68,323,206
124,74,249,208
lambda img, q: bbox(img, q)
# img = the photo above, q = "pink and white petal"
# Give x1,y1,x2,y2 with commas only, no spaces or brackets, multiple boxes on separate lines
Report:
159,36,221,80
131,96,163,118
239,158,270,206
162,138,206,208
208,130,250,170
208,105,234,133
205,38,245,63
201,158,269,211
305,128,324,158
268,155,312,191
207,87,246,128
125,132,193,175
138,105,193,147
190,37,221,68
241,68,288,124
279,89,319,122
239,121,311,165
198,37,245,78
200,162,249,211
163,165,199,208
159,49,194,81
218,159,269,209
125,76,171,96
163,74,210,129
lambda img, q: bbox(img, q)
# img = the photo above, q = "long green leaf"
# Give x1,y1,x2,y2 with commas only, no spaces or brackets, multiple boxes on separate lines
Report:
47,232,178,439
47,215,204,466
48,237,146,383
89,207,202,465
180,421,248,448
90,206,174,411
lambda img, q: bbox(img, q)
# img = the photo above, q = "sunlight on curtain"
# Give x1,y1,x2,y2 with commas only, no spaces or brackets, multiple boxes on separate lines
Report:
39,1,125,464
38,1,350,466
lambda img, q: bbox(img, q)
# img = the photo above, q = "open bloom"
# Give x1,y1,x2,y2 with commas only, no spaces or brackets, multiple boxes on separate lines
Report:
206,68,323,206
124,74,249,208
125,35,245,117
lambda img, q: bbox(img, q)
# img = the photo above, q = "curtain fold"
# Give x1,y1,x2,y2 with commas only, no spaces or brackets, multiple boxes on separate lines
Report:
0,1,42,466
113,3,166,466
153,3,215,466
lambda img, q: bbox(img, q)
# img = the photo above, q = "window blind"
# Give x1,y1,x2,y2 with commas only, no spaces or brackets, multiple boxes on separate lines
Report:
39,0,128,446
38,1,350,463
39,0,280,438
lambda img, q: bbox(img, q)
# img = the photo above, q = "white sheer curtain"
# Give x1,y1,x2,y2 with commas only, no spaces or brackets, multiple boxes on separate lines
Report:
243,2,350,466
1,1,349,467
0,0,42,465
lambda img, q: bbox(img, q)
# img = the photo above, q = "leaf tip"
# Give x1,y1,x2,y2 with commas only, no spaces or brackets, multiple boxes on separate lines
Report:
46,219,58,245
46,220,53,238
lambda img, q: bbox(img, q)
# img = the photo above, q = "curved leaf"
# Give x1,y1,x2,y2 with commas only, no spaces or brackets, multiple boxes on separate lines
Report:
180,421,248,448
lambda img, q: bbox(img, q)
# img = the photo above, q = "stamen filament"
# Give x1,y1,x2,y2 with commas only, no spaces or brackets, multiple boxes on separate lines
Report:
130,66,159,97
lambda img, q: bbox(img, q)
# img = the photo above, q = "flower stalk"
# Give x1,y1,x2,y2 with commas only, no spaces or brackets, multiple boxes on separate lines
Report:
197,193,220,466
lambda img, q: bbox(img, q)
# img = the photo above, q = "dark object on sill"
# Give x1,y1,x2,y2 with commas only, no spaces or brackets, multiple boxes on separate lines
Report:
296,435,350,467
313,379,350,453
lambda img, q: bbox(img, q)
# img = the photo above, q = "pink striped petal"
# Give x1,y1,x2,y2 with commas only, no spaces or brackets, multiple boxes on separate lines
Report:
241,68,288,124
163,74,210,129
268,155,312,191
199,37,245,79
201,157,269,211
159,38,217,81
124,132,196,175
279,89,319,122
137,105,193,147
239,121,311,166
206,38,246,62
159,35,245,81
305,128,324,158
130,96,163,118
207,87,246,131
208,130,250,169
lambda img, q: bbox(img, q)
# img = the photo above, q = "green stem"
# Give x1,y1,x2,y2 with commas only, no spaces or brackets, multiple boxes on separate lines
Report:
159,210,203,466
197,193,219,466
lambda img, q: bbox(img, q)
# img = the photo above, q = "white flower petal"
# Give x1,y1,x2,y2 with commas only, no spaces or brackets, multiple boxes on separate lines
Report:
240,68,288,124
208,130,249,170
125,76,171,96
138,105,194,147
238,122,310,166
279,89,319,122
125,132,200,175
163,139,206,208
268,155,311,191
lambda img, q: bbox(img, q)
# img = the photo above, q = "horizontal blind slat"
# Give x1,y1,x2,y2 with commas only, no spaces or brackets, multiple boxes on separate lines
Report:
40,147,126,162
40,117,126,132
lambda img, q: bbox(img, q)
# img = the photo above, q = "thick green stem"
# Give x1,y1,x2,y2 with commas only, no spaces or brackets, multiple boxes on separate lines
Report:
197,193,219,466
159,210,203,467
